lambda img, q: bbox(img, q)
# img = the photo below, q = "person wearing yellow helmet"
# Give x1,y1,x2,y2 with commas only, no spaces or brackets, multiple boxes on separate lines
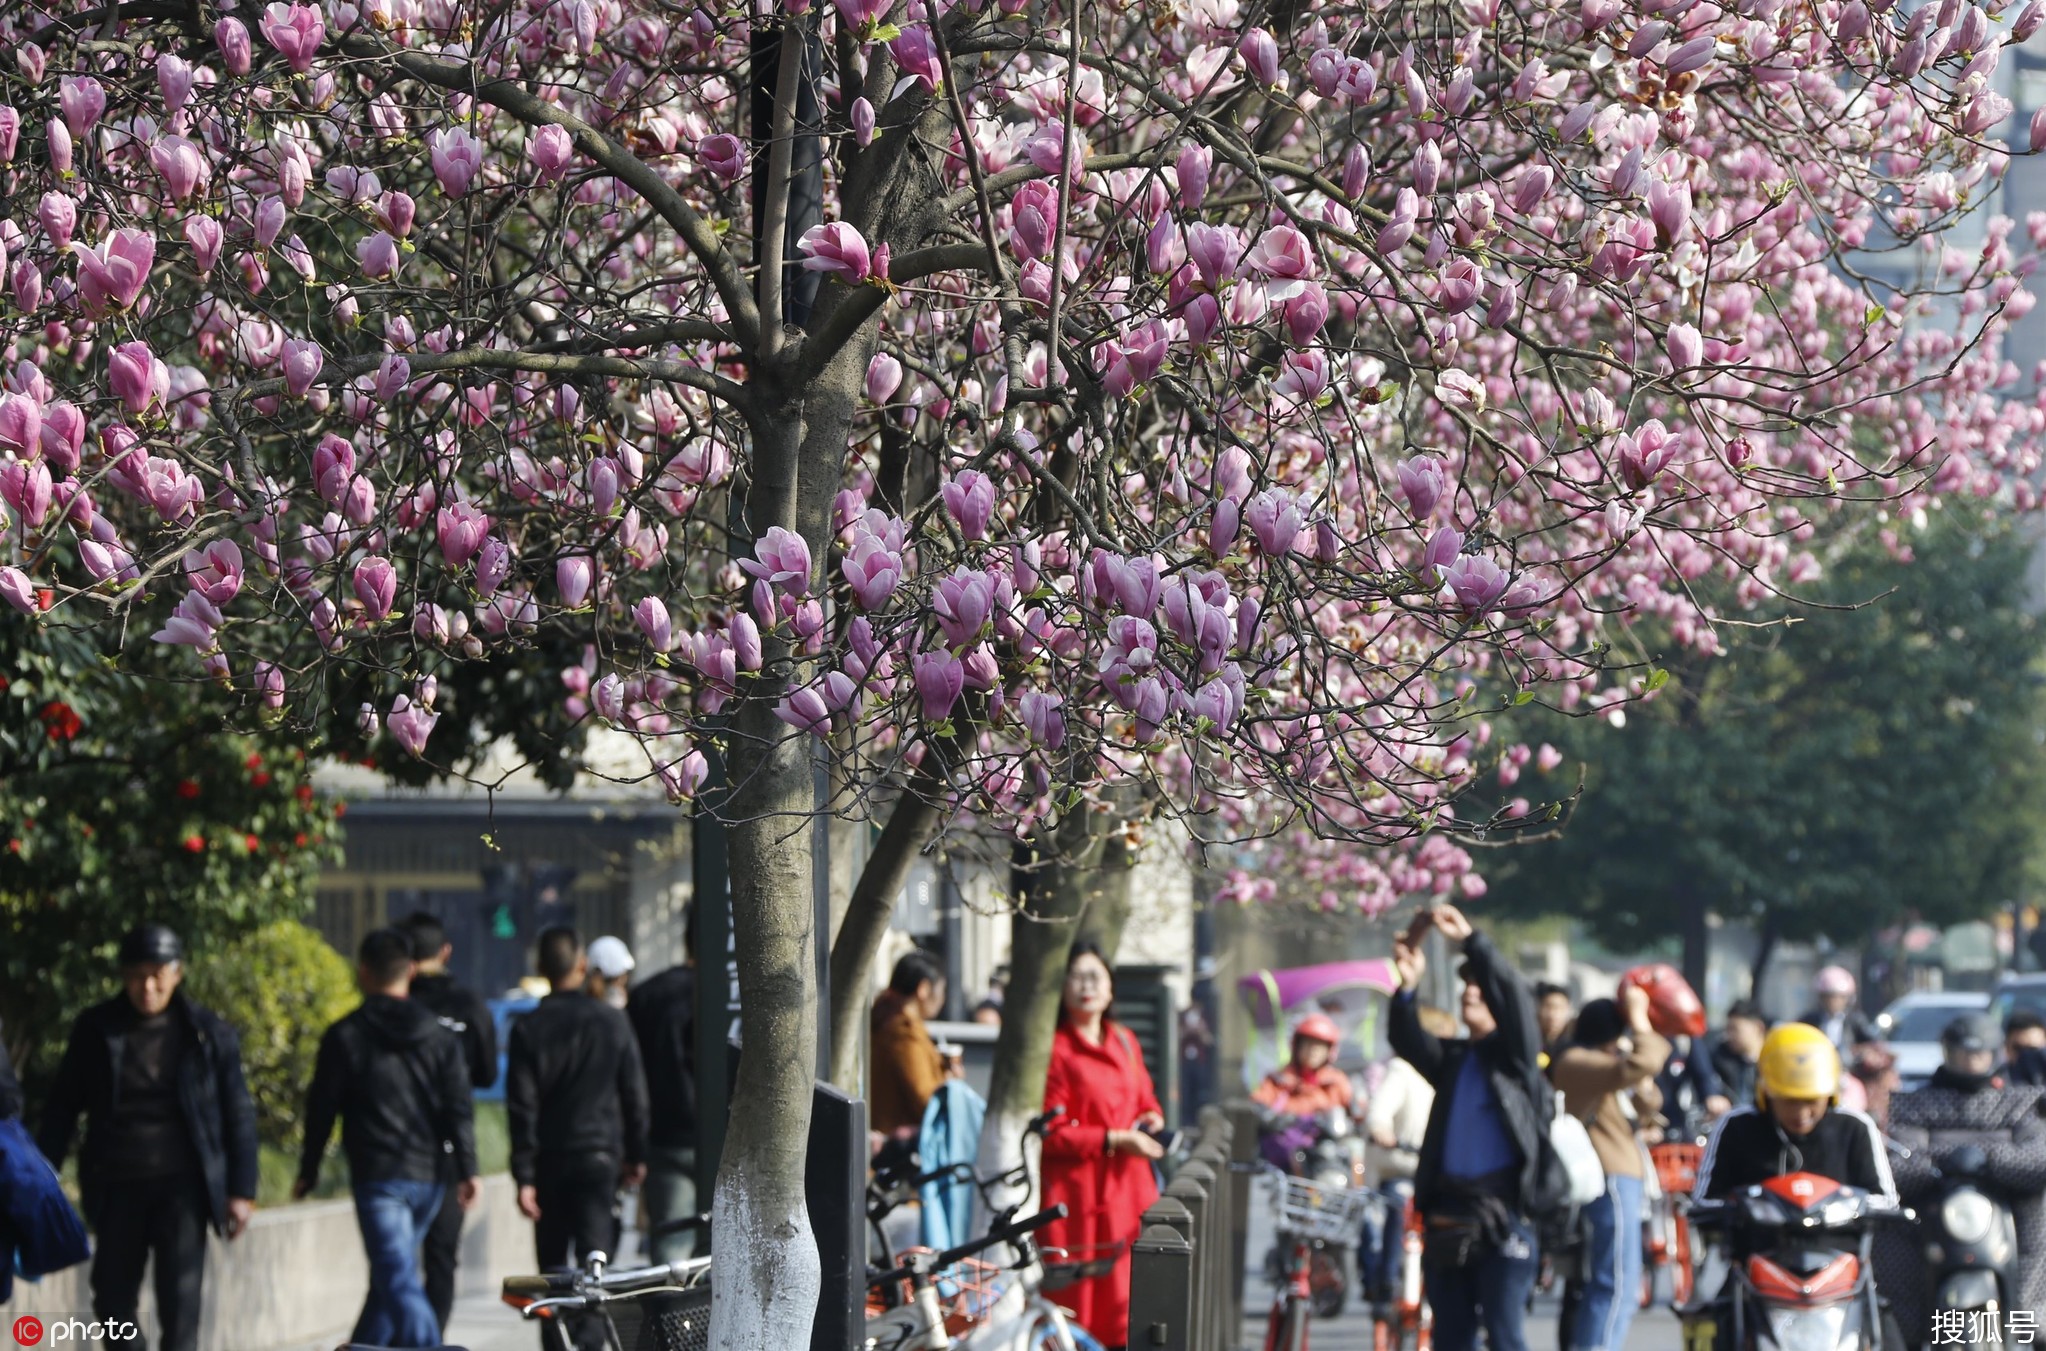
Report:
1693,1022,1896,1204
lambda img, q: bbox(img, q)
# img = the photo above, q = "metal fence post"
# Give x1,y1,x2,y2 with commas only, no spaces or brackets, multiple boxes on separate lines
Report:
1172,1157,1219,1351
1128,1196,1197,1351
1225,1099,1259,1342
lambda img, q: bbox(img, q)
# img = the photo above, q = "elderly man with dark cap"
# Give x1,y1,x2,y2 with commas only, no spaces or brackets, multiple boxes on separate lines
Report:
38,924,259,1351
1877,1012,2046,1340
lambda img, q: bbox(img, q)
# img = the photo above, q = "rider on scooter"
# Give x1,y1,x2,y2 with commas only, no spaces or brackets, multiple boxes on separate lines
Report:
1694,1023,1903,1346
1254,1013,1355,1173
1876,1012,2046,1343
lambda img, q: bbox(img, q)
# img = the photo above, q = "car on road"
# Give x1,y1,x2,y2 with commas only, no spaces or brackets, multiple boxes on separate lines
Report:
1992,972,2046,1037
1877,990,1989,1090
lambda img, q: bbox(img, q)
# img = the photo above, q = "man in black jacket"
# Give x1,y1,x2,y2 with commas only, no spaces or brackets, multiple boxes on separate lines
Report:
38,924,259,1351
398,910,498,1332
508,927,650,1303
626,909,699,1263
1388,905,1558,1351
297,928,480,1350
1706,1000,1768,1108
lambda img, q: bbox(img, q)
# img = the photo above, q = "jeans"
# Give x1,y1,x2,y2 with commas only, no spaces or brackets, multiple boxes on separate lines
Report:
90,1174,210,1351
351,1178,446,1349
1573,1175,1644,1351
421,1179,466,1332
643,1145,699,1263
1358,1180,1412,1302
1422,1213,1537,1351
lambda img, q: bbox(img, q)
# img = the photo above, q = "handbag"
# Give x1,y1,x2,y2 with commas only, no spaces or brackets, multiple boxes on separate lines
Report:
1548,1090,1605,1208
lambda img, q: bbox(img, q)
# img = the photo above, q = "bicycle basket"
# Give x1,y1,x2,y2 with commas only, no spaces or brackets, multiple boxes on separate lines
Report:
597,1285,713,1351
1267,1172,1371,1244
1652,1142,1704,1196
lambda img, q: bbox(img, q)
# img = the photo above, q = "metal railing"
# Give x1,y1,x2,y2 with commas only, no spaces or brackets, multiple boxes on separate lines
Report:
1126,1100,1260,1351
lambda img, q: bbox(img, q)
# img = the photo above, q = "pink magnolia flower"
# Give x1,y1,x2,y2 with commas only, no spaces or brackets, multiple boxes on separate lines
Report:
557,555,596,607
437,502,491,566
353,555,397,620
0,392,40,456
1419,526,1464,580
1617,419,1682,489
1666,35,1716,74
933,567,997,645
1434,368,1485,411
1009,179,1059,260
0,566,33,615
797,222,871,283
657,748,709,801
1282,283,1329,345
1441,555,1510,616
71,229,155,316
1375,188,1419,254
38,193,76,249
529,124,574,181
280,337,323,396
1510,165,1553,215
1399,456,1448,520
59,77,104,138
254,661,286,710
1245,225,1315,300
45,121,71,176
865,353,903,403
851,97,876,147
1667,321,1704,371
388,694,438,756
1185,223,1243,288
634,597,674,651
153,591,224,648
108,341,170,415
429,127,485,197
357,230,400,278
0,459,51,527
0,107,18,164
697,133,746,183
942,470,996,541
150,137,209,202
1245,490,1302,556
1238,27,1281,85
729,611,762,670
185,217,225,274
842,535,903,610
260,3,326,72
1272,350,1331,404
913,650,965,720
741,525,812,594
889,28,943,91
774,685,834,737
142,456,201,522
40,401,84,471
158,55,196,114
183,540,245,603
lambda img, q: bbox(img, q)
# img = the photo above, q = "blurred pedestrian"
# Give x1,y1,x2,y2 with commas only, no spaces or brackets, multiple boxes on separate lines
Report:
297,927,481,1350
1535,982,1573,1067
585,935,636,1009
1040,941,1164,1351
2006,1009,2046,1086
39,924,259,1351
1389,905,1554,1351
1,1018,89,1307
1708,1001,1768,1107
1551,988,1670,1351
1253,1014,1353,1171
1362,1004,1450,1298
508,926,650,1348
869,950,948,1139
1653,1030,1728,1142
397,911,497,1334
972,965,1008,1027
627,910,700,1263
1798,966,1879,1057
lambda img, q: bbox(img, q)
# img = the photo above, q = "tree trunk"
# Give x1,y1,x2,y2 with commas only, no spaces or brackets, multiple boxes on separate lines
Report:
1678,876,1709,1001
1751,911,1780,1001
973,798,1137,1221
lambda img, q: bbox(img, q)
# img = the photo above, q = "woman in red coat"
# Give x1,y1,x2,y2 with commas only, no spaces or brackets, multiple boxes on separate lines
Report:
1040,941,1164,1351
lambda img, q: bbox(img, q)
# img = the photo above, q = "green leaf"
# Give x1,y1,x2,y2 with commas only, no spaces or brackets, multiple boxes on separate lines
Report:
1644,667,1670,693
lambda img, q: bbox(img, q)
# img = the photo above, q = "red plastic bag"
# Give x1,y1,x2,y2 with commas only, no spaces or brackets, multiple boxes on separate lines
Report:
1620,963,1706,1039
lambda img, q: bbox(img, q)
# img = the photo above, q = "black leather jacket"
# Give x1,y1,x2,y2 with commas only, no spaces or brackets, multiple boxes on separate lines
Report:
299,995,479,1187
1390,930,1564,1218
38,993,259,1234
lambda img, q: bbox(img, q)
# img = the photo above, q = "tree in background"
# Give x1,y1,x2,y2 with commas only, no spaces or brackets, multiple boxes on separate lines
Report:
2,0,2043,1334
0,624,341,1079
1478,508,2046,993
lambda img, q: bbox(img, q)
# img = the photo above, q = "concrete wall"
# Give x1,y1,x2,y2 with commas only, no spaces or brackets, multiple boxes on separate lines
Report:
5,1176,528,1351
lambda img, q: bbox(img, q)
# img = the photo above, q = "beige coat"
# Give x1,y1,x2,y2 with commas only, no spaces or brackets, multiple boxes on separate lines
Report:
1552,1030,1671,1179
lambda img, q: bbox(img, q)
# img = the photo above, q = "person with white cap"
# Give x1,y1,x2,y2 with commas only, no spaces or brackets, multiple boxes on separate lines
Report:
1798,965,1880,1058
585,935,636,1010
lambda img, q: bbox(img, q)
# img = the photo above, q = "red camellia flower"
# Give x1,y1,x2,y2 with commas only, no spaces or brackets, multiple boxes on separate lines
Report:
293,832,308,848
181,835,205,853
295,784,314,804
244,752,263,770
244,834,260,852
38,701,82,741
252,771,272,787
174,779,201,799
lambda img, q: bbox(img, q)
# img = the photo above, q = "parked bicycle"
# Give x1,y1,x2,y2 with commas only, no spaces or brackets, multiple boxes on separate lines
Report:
503,1249,713,1351
1263,1165,1372,1351
1369,1186,1430,1351
1642,1140,1702,1309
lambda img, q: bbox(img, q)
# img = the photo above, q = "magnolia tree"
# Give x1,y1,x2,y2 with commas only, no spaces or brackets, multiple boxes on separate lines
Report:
1,0,2043,1332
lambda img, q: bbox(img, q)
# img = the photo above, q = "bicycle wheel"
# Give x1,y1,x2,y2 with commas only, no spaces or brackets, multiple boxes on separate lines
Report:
1670,1215,1696,1307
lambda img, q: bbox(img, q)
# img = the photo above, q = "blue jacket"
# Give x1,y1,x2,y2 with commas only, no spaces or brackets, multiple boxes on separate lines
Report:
918,1079,985,1251
0,1117,91,1303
